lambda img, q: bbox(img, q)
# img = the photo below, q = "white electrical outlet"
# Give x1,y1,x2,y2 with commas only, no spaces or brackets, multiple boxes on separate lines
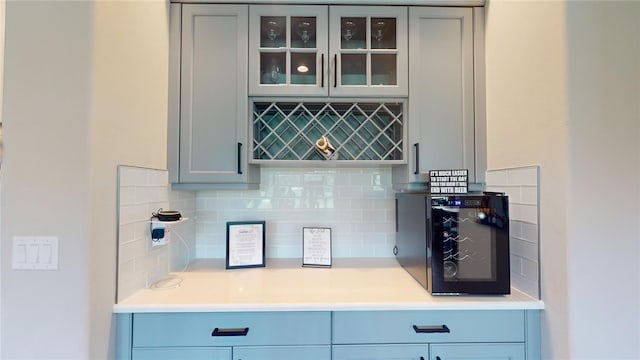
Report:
151,223,168,247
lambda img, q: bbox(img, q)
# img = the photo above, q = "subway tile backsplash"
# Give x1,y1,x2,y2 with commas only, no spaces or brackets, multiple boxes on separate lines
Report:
486,165,541,299
195,167,397,259
117,165,196,302
117,164,542,301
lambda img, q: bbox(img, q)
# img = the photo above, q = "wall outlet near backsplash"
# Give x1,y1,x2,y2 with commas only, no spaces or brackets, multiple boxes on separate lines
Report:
116,165,196,302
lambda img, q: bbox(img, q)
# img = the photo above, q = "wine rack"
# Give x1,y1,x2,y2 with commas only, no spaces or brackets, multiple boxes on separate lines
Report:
251,100,405,163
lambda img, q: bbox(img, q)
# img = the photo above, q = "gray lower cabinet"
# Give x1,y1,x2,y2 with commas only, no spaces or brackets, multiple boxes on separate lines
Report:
233,346,331,360
333,343,524,360
393,7,485,189
333,344,427,360
132,347,232,360
123,312,331,360
168,4,259,189
131,346,331,360
430,343,525,360
118,310,540,360
332,310,536,360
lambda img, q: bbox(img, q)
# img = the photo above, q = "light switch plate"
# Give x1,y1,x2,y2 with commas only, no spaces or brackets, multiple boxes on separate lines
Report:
12,236,59,270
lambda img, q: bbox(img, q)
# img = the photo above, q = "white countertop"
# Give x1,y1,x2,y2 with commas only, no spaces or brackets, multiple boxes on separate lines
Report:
113,258,544,313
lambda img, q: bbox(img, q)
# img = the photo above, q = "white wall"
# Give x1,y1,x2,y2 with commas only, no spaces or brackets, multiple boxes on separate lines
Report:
0,1,6,356
89,2,169,358
1,1,170,359
1,2,93,358
564,2,640,358
485,0,640,358
485,1,570,357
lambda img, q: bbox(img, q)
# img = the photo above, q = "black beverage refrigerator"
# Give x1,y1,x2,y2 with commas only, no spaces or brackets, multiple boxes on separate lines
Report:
395,192,511,295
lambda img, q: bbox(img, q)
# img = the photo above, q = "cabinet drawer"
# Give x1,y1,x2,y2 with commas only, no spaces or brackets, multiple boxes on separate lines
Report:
132,347,231,360
430,343,525,360
233,345,331,360
133,311,331,347
332,310,524,344
333,344,427,360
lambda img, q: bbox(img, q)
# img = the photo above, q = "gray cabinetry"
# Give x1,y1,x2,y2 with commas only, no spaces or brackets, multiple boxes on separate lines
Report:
128,312,331,360
117,309,540,360
332,310,531,360
248,5,408,97
167,3,487,184
393,7,485,189
168,4,259,189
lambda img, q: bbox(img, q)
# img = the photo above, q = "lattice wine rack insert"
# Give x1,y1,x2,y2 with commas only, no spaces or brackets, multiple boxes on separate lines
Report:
252,101,404,162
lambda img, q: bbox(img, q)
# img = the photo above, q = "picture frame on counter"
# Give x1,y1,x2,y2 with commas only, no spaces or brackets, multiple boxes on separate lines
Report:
226,221,266,269
302,227,332,268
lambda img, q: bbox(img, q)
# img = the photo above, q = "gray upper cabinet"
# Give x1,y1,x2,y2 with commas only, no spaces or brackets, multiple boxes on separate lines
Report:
168,4,259,188
248,5,408,98
166,3,486,186
393,7,485,189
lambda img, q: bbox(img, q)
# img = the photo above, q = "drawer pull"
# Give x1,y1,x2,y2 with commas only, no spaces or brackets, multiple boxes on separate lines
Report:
413,324,450,333
321,54,325,88
237,143,243,175
413,143,420,175
211,327,249,337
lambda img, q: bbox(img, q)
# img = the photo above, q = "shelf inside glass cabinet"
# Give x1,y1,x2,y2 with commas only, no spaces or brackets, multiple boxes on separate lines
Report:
252,101,404,162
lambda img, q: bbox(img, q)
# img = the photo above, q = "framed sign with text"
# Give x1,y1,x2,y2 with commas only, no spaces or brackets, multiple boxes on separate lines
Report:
429,169,468,194
226,221,266,269
302,227,332,267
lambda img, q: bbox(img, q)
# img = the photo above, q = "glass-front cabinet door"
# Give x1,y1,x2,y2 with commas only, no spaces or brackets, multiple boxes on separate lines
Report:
249,5,407,97
249,5,329,96
329,6,408,97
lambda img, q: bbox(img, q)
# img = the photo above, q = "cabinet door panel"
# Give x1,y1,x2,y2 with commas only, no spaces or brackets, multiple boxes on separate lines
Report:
248,5,329,96
180,5,253,184
395,7,474,187
333,344,427,360
329,6,408,97
132,347,231,360
233,345,330,360
430,343,525,360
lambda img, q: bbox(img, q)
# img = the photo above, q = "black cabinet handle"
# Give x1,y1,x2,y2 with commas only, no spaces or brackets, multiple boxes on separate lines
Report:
413,324,450,333
211,327,249,337
333,54,337,88
413,143,420,175
237,142,243,175
321,54,325,88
